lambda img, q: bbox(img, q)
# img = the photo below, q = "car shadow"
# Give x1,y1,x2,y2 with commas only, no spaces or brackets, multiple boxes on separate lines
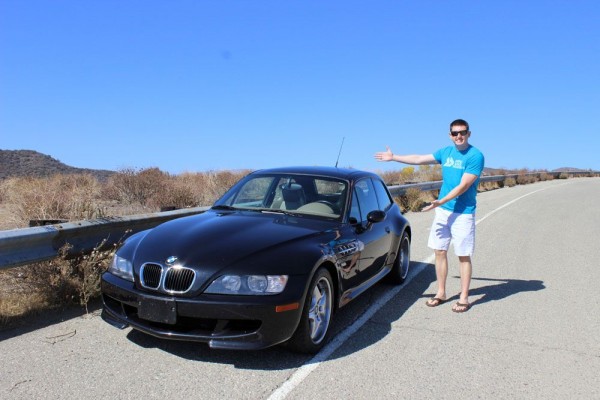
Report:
124,261,438,369
2,264,546,371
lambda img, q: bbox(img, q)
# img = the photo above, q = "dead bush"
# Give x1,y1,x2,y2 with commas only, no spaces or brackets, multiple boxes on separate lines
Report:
378,170,402,186
479,181,499,191
417,164,442,182
516,174,538,185
104,167,170,208
396,188,436,212
0,237,122,323
103,168,251,211
504,177,517,187
1,174,104,228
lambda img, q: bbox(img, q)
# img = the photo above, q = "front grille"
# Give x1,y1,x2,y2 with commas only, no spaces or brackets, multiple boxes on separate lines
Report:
139,263,196,294
164,267,195,293
141,263,162,289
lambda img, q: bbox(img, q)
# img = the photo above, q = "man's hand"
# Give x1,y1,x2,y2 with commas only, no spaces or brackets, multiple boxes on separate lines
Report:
374,146,394,162
421,200,441,212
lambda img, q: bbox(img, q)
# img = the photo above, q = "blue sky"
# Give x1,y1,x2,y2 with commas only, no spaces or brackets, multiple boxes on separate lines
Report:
2,1,599,174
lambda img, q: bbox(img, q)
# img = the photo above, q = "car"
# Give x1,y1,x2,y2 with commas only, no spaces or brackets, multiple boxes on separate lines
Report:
101,166,411,353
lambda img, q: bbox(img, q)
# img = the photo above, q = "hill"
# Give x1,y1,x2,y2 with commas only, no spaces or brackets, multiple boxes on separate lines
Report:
0,150,115,181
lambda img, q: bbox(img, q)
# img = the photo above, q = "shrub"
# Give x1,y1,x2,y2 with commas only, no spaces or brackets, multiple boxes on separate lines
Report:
479,181,500,191
104,167,169,208
103,168,251,211
516,174,537,185
1,174,104,228
395,188,437,212
504,177,517,187
418,164,442,182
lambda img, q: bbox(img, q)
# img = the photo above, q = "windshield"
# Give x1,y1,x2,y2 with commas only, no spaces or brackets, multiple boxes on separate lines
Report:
215,174,348,219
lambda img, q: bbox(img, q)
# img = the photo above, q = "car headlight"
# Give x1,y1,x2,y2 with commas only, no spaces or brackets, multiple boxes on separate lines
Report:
108,254,134,282
205,275,288,295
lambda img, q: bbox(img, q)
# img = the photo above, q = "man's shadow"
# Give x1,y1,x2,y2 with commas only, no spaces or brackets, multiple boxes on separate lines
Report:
464,276,546,306
329,267,546,360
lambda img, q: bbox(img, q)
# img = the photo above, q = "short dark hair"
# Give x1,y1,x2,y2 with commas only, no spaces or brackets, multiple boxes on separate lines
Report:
450,119,469,131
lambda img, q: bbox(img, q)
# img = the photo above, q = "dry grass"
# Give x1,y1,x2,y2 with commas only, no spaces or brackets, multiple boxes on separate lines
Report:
504,177,517,187
0,239,121,329
378,165,442,185
1,174,104,229
0,168,249,326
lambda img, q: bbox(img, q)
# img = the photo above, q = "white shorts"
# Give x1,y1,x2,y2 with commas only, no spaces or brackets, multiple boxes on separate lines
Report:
427,208,476,256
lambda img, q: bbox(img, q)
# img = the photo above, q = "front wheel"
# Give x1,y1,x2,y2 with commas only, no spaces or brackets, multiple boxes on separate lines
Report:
286,268,334,354
387,231,411,284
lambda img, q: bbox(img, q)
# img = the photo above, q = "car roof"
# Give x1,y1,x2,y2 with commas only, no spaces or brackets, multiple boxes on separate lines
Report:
250,166,380,181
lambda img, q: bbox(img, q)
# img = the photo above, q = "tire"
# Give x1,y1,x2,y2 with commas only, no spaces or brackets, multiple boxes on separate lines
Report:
387,230,410,285
287,268,334,354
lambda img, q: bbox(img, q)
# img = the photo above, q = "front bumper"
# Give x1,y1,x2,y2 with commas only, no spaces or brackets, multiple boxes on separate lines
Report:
101,272,305,350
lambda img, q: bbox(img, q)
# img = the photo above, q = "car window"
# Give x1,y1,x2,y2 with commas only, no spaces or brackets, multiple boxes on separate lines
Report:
349,190,361,223
353,178,380,222
314,179,345,197
231,177,273,207
373,178,392,210
225,174,347,219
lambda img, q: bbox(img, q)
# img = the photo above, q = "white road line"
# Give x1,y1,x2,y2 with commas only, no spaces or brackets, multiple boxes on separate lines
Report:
267,259,433,400
267,184,557,400
476,186,554,225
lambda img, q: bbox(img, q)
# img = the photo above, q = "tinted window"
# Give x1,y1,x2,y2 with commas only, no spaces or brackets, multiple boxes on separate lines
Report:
373,179,392,210
353,178,380,222
349,190,361,223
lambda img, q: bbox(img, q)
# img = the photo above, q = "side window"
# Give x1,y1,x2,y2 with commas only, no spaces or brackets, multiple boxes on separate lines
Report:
352,178,380,222
349,190,361,223
373,178,392,210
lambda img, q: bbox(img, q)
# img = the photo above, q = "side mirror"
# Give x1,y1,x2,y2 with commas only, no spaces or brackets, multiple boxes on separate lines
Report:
354,210,385,232
367,210,386,224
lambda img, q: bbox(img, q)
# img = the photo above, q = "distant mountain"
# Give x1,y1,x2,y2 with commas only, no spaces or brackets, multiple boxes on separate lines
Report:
0,150,115,181
552,167,591,173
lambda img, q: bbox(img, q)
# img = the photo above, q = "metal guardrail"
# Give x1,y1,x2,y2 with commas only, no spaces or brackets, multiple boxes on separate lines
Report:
0,207,210,270
0,171,596,270
389,173,508,196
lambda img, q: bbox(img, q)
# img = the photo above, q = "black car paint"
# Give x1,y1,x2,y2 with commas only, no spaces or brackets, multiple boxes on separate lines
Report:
101,166,411,351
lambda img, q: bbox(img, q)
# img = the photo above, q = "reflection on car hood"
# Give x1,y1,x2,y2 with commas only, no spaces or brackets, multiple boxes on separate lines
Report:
132,210,335,272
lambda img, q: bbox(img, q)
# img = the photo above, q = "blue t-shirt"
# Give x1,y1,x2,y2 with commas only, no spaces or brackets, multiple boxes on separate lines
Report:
433,145,484,214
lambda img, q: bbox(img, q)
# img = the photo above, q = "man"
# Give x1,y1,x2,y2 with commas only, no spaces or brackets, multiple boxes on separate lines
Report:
374,119,484,312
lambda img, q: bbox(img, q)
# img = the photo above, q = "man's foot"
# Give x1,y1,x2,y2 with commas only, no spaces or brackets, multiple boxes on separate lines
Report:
426,297,447,307
452,302,471,313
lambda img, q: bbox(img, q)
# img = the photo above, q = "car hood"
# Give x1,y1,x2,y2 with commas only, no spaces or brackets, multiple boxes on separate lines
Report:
130,209,337,274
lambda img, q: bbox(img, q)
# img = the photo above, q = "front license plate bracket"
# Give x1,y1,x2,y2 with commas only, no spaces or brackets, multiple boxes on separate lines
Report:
138,298,177,325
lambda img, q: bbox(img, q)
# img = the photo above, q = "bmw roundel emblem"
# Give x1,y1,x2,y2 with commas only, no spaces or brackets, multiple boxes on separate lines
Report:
166,256,178,265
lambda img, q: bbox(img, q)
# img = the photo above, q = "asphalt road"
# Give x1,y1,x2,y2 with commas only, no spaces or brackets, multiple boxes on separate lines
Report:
2,178,599,399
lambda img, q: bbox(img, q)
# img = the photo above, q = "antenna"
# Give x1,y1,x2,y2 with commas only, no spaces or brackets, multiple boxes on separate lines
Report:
335,137,345,168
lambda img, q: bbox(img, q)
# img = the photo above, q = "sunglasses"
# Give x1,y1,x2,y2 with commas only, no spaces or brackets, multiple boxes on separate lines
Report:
450,129,469,137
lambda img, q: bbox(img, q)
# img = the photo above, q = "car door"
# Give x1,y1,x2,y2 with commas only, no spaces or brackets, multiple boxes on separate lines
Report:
350,178,394,283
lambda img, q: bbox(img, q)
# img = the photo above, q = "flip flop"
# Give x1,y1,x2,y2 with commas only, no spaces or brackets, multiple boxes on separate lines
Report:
452,302,471,313
426,297,446,307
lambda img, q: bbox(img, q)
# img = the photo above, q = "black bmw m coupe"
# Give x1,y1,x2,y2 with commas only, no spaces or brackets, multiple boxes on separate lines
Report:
101,166,411,353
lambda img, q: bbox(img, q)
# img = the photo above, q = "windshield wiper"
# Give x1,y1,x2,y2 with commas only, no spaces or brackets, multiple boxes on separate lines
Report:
211,205,237,211
258,208,302,217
